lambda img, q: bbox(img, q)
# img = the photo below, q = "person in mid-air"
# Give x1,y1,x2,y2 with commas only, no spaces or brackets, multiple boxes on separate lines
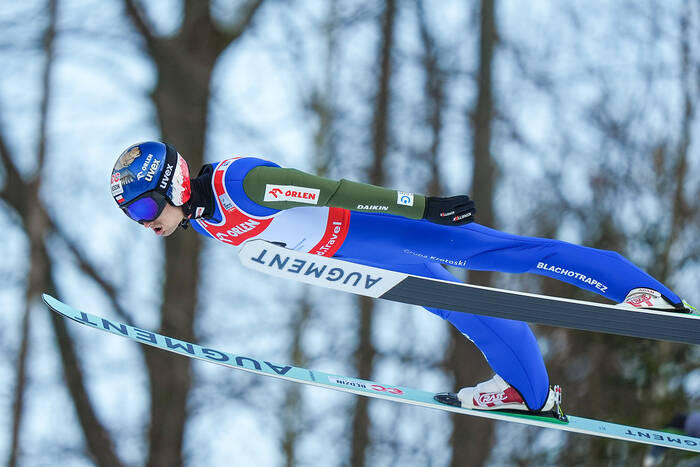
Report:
110,141,695,416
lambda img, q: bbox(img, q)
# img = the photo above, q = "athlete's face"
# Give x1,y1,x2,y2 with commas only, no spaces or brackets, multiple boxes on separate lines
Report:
142,203,185,237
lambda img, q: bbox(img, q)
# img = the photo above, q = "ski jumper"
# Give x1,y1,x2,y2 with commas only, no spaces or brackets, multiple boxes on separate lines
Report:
190,157,681,411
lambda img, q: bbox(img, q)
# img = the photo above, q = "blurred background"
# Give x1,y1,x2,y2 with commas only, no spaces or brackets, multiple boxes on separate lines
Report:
1,1,699,466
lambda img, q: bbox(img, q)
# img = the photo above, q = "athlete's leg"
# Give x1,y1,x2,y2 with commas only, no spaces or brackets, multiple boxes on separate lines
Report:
454,224,680,304
336,256,550,410
337,212,680,304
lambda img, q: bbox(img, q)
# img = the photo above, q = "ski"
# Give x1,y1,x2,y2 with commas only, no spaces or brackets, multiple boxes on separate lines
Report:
43,294,700,452
239,240,700,345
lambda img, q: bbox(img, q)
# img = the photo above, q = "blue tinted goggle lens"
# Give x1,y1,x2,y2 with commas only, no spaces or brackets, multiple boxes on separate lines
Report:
122,193,166,222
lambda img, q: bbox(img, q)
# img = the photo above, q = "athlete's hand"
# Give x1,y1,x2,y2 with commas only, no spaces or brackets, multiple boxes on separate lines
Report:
423,195,476,226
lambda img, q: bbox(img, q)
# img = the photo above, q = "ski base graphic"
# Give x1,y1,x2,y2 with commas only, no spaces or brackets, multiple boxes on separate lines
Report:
42,294,700,453
238,240,700,345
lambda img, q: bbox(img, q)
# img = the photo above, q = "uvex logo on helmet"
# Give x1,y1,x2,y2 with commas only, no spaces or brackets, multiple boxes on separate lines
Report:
159,163,174,190
136,154,160,182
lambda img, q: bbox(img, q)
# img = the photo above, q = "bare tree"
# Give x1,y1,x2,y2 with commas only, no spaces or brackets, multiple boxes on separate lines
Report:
416,0,446,197
446,1,499,466
119,2,265,465
7,2,57,464
350,1,397,466
2,1,124,466
2,1,265,466
494,2,700,465
279,4,342,458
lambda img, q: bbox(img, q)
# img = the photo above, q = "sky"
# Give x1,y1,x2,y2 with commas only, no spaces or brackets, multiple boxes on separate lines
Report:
0,1,698,465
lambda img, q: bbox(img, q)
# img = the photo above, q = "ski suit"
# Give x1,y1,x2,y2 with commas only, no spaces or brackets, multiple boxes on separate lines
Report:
189,157,680,410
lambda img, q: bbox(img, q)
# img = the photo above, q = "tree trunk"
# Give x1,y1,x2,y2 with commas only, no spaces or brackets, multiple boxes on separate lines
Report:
8,2,124,465
143,25,217,467
449,0,498,465
122,2,265,465
350,1,396,465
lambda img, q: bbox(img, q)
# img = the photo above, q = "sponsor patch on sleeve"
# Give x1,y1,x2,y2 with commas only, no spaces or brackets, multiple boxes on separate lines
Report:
397,191,414,206
264,184,320,204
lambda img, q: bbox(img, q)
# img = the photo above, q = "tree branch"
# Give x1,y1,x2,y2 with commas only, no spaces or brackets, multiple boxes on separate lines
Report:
123,0,159,57
50,220,135,326
50,284,125,467
214,0,265,45
0,124,27,215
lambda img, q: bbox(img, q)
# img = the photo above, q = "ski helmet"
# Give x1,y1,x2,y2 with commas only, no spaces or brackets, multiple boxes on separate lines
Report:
110,141,191,222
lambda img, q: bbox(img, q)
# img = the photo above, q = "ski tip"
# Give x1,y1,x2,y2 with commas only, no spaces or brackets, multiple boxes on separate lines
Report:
41,293,61,311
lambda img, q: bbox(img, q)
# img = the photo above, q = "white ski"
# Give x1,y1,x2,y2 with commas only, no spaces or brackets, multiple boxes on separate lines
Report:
43,294,700,452
238,240,700,345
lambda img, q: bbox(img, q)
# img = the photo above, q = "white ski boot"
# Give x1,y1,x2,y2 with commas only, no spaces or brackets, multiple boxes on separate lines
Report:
434,375,566,421
617,288,697,314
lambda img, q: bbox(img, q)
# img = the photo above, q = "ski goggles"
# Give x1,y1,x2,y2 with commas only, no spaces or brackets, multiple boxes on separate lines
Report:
121,191,169,223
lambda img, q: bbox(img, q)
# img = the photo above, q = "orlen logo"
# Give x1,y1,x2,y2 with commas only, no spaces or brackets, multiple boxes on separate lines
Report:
215,220,261,243
264,184,320,205
268,188,284,198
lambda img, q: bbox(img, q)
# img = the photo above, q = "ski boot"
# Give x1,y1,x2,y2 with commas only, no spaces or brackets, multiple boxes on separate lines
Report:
617,288,697,315
434,374,567,422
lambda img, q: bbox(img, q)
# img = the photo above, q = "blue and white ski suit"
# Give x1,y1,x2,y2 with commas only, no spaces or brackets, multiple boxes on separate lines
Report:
190,157,679,410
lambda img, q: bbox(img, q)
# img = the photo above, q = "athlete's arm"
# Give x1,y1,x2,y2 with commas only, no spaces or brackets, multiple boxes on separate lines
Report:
242,166,475,225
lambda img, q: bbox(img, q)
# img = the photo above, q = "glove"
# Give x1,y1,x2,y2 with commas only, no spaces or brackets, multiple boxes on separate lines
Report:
423,195,476,226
